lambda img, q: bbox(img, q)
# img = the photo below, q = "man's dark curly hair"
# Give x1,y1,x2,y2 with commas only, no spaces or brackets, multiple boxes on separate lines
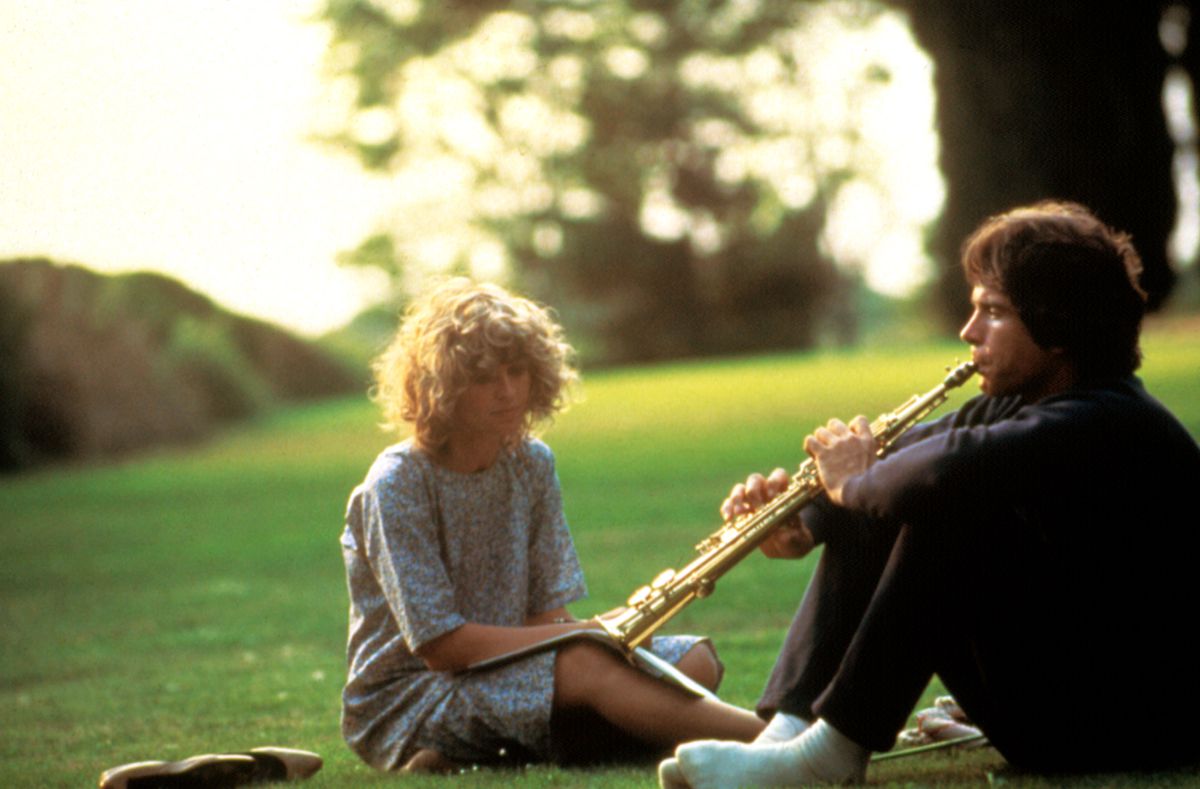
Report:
961,200,1148,381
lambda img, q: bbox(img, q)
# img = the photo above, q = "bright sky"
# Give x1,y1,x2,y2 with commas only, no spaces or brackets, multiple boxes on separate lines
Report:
1,1,949,339
1,0,389,337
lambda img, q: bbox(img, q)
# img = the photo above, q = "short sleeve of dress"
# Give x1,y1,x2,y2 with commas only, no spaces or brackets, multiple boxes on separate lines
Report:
519,441,587,617
352,455,466,651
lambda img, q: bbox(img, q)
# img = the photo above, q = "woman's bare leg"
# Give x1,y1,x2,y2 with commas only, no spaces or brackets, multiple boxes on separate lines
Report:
552,641,764,752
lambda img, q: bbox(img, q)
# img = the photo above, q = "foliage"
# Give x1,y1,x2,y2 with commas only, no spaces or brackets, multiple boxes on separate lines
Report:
318,0,941,363
0,283,34,469
317,301,404,373
0,259,359,471
3,329,1199,787
165,315,274,421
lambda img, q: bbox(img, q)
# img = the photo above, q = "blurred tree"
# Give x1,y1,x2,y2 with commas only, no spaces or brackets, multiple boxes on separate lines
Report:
890,0,1189,329
322,1,1194,357
1168,1,1200,297
318,0,935,362
1182,3,1200,136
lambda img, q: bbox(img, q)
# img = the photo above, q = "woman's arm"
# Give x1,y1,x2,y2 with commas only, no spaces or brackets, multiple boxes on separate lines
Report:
415,614,596,672
524,606,574,626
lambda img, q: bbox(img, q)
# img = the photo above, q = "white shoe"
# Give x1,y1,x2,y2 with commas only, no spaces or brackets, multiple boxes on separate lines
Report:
659,756,692,788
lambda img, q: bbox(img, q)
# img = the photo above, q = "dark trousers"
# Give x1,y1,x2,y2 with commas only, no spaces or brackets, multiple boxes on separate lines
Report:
756,511,1199,772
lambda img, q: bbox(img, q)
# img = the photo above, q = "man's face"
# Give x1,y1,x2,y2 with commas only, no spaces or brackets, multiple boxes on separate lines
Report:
959,284,1074,401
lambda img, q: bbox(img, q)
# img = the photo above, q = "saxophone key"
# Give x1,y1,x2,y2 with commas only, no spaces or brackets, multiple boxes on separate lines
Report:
627,585,652,606
695,526,737,553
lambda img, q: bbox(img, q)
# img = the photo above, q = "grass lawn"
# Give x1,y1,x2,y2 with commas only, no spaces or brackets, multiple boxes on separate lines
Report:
2,327,1199,788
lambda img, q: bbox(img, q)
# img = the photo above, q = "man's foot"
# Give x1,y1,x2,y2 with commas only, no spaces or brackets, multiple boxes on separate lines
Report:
659,757,691,788
98,748,321,789
675,720,868,788
753,712,810,744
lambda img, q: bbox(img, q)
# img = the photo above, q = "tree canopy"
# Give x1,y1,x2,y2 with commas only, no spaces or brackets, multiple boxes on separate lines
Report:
318,0,1196,362
319,0,945,362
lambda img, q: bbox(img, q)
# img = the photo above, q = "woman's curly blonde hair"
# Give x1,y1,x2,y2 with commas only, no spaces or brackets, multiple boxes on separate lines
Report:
372,278,578,453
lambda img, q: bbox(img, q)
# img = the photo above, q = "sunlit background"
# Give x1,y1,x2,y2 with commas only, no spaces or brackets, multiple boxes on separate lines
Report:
4,1,1196,342
1,0,946,337
1,0,389,336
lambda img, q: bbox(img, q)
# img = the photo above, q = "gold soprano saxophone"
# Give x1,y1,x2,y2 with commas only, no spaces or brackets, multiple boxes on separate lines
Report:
598,360,977,652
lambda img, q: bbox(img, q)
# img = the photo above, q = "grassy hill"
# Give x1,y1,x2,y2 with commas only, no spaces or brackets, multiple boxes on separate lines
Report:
2,329,1198,787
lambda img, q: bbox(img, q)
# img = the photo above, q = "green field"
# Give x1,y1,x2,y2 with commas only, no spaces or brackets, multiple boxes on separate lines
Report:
3,329,1200,788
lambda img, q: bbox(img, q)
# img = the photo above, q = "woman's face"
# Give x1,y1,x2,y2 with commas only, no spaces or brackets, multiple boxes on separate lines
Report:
453,360,532,441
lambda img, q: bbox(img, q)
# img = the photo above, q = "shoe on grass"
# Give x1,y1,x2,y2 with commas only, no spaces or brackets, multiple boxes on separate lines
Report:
238,748,323,781
98,747,322,788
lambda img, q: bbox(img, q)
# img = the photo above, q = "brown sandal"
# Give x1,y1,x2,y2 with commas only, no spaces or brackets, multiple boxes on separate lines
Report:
98,747,322,788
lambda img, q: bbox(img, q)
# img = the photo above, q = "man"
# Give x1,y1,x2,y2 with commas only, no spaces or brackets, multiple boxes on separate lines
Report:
661,201,1200,788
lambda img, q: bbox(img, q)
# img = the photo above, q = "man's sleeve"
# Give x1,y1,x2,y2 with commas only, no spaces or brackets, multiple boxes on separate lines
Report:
841,397,1089,526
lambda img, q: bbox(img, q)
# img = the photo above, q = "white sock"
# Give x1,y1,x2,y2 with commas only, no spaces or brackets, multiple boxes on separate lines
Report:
754,711,810,744
676,719,869,788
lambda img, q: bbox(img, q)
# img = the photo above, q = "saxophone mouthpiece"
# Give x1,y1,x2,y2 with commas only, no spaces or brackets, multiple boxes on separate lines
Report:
943,360,977,388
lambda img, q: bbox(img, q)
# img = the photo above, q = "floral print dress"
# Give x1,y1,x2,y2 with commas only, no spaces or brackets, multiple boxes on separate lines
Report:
340,438,703,769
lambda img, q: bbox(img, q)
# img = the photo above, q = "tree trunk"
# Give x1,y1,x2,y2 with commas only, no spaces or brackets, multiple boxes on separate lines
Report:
892,0,1178,329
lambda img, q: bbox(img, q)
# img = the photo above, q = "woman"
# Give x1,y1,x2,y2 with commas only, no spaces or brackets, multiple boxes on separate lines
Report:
340,279,763,772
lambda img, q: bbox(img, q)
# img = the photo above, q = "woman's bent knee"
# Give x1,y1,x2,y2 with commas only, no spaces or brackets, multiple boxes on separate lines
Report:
676,641,723,691
552,641,627,708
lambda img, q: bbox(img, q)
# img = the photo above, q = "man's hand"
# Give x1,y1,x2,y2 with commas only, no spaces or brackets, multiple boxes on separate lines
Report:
759,518,816,559
721,468,815,559
721,468,790,520
803,416,876,505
